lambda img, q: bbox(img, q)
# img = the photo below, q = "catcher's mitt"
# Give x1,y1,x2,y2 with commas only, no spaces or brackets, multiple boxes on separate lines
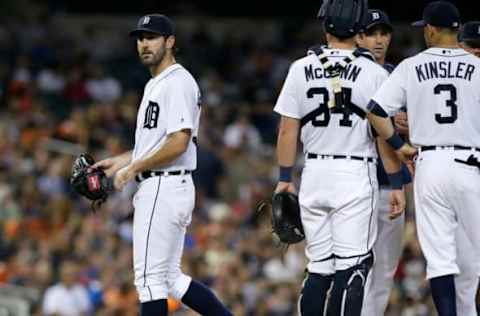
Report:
259,192,305,245
70,153,113,211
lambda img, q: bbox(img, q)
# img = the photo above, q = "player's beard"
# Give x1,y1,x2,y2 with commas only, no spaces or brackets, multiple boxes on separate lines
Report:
140,46,166,67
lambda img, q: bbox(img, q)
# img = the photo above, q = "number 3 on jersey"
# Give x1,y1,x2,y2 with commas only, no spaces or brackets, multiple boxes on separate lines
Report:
305,87,356,127
434,84,458,124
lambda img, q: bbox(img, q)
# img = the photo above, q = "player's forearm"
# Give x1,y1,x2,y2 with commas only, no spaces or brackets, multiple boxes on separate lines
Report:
131,130,191,173
367,113,396,140
377,138,401,173
115,151,133,167
276,117,300,168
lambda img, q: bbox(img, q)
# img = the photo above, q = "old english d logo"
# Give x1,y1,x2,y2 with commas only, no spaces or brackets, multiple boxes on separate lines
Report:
143,101,160,129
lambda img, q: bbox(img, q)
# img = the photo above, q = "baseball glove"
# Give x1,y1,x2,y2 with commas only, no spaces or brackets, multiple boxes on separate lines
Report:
259,192,305,245
70,153,113,211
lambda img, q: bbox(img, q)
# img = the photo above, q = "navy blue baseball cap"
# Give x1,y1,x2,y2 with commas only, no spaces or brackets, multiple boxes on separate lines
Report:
459,21,480,41
412,1,460,29
129,14,175,37
364,9,393,32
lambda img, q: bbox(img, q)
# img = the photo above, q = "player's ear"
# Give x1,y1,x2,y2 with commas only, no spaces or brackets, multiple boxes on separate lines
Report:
424,25,433,43
166,35,176,50
426,25,436,38
356,33,365,45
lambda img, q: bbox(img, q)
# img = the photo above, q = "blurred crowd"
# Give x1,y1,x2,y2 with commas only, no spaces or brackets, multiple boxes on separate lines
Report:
0,4,462,316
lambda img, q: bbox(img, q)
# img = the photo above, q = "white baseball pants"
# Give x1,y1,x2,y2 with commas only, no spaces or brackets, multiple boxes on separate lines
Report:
299,158,379,274
132,174,194,303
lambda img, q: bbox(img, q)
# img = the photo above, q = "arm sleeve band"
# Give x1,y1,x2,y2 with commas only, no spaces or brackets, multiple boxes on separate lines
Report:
387,171,404,190
367,100,389,118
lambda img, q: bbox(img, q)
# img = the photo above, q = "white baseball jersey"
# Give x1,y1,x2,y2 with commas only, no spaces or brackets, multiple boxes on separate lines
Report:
372,48,480,147
132,63,201,171
274,48,389,158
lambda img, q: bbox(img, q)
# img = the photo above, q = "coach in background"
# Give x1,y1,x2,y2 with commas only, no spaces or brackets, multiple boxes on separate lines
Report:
356,10,412,316
459,21,480,57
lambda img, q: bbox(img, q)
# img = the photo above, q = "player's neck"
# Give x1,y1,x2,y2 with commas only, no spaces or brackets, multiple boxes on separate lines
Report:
432,37,459,49
151,55,177,77
328,42,356,50
326,34,357,50
376,57,386,65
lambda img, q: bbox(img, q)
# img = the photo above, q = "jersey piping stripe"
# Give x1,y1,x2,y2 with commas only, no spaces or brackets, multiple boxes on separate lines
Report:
365,163,375,258
297,274,309,316
334,251,371,260
147,286,153,301
312,254,335,263
422,53,470,58
142,177,162,298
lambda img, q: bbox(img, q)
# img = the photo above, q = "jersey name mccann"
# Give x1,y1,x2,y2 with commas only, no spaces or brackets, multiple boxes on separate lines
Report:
415,60,476,82
305,63,362,82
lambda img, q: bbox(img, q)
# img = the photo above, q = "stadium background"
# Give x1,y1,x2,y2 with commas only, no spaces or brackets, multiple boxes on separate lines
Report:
0,0,477,315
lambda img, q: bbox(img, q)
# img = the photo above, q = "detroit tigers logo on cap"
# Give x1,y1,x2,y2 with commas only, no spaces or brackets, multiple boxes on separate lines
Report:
372,12,380,20
142,16,150,25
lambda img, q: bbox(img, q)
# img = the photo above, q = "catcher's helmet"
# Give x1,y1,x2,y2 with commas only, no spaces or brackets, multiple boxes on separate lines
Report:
318,0,369,39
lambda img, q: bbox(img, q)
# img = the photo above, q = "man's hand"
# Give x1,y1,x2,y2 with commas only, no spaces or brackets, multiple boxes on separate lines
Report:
396,143,417,162
275,182,296,194
394,112,409,136
406,160,415,178
93,157,127,177
113,165,138,191
389,189,406,220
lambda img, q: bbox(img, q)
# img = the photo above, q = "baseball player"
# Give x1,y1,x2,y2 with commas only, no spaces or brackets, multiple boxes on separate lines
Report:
273,0,407,315
451,20,480,316
356,10,412,316
459,21,480,57
367,2,480,315
92,14,232,316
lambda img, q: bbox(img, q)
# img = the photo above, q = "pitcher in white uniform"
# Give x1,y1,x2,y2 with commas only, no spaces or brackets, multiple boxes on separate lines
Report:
93,14,232,316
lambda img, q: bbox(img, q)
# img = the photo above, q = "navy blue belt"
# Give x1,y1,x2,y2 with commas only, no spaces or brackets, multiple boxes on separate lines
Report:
135,170,191,182
307,153,375,163
420,145,480,152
